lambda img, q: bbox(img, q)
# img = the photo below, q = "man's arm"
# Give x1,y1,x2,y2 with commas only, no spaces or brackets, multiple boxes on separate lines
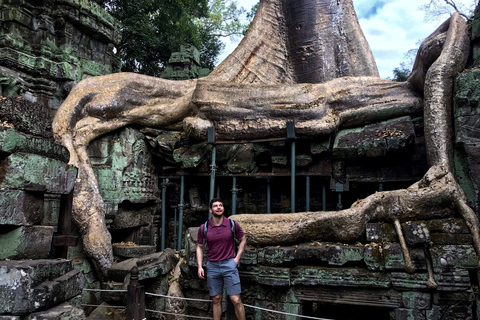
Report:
234,236,246,265
196,243,205,279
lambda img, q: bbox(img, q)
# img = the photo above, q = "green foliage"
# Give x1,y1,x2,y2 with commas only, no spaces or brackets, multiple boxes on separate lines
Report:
100,0,251,75
244,1,259,34
389,63,411,82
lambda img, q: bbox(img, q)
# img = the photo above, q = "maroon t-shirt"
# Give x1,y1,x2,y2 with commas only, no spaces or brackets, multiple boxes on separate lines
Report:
197,217,244,261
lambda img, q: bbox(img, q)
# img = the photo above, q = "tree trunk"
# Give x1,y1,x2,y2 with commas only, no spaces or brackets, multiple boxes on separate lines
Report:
52,0,480,276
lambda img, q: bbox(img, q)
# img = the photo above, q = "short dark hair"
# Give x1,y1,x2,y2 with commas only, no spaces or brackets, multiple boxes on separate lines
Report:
209,198,223,209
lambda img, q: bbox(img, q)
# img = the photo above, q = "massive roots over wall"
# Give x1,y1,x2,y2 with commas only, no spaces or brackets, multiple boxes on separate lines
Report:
53,0,480,278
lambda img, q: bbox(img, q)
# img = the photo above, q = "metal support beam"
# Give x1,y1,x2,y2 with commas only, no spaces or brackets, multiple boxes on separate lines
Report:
231,177,237,215
322,183,326,211
178,176,185,250
266,178,271,214
306,176,310,212
173,207,178,249
209,145,216,219
160,179,167,251
337,192,343,211
379,183,384,192
287,121,295,213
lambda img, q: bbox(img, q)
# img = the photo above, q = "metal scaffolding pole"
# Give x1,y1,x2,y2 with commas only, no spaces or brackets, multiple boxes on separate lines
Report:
306,176,310,212
177,176,185,250
160,179,167,251
266,178,271,214
208,127,216,219
287,121,295,213
231,177,238,215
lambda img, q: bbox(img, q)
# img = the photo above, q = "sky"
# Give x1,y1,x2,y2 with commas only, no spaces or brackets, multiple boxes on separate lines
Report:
217,0,476,79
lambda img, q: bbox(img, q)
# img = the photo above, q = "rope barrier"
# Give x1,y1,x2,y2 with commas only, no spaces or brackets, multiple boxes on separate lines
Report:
146,292,211,302
244,304,333,320
81,304,125,310
146,309,213,319
81,288,333,320
83,288,127,293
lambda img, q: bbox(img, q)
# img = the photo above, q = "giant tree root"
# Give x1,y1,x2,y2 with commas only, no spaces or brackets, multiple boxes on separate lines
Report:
51,3,479,277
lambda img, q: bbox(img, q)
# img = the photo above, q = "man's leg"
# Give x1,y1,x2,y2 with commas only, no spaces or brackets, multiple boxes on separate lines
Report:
212,294,223,320
229,294,245,320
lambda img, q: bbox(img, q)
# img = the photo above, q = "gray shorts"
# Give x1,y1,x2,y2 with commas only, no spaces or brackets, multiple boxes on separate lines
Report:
206,258,241,296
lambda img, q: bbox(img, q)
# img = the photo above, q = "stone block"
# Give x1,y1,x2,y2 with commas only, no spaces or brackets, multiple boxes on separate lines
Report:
429,233,473,245
110,205,154,230
33,270,85,311
426,218,470,233
401,291,431,310
401,221,430,245
112,245,156,259
392,269,471,291
0,260,74,315
42,193,61,227
383,243,426,271
108,248,177,282
225,144,257,173
0,127,69,162
0,153,75,194
333,116,415,158
293,243,328,262
395,308,426,320
426,303,474,320
430,245,477,272
184,289,211,311
363,244,385,271
0,226,54,259
366,222,398,243
291,266,391,288
257,246,296,266
326,244,364,266
310,137,330,155
22,301,85,320
258,266,290,286
0,190,43,226
240,247,257,265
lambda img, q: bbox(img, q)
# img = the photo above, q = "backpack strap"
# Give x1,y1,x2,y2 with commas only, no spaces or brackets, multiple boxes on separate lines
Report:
203,220,208,248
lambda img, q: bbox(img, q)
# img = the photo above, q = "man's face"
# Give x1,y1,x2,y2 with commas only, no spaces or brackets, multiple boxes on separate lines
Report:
210,201,224,217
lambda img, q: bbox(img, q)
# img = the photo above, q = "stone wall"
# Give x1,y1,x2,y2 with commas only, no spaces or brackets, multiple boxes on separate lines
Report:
0,0,120,116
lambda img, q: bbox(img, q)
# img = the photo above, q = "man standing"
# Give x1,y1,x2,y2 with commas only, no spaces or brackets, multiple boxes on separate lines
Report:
197,198,247,320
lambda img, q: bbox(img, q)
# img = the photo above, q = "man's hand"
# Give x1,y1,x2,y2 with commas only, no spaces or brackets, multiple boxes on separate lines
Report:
198,267,205,279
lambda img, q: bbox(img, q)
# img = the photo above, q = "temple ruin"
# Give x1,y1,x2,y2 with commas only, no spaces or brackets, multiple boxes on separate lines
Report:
0,0,480,319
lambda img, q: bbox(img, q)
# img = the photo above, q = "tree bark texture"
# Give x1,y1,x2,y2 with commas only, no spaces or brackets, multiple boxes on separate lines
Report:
52,0,480,277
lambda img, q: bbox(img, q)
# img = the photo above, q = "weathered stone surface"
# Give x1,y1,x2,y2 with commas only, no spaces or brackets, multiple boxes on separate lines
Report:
32,269,85,311
402,221,430,245
426,303,474,320
333,116,415,158
23,301,86,320
42,194,61,227
383,243,426,271
0,190,43,226
401,291,432,310
108,248,178,282
291,266,391,288
258,246,296,266
292,286,402,308
112,245,156,259
0,260,77,315
109,206,154,230
0,126,69,162
178,143,212,168
363,244,385,271
89,127,159,203
392,269,471,291
395,308,426,320
0,0,120,112
430,245,477,271
0,153,76,194
454,69,480,211
258,266,290,286
0,226,54,259
366,222,397,243
225,144,257,173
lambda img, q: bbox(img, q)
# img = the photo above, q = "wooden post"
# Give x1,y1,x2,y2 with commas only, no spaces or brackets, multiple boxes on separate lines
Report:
126,266,146,320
